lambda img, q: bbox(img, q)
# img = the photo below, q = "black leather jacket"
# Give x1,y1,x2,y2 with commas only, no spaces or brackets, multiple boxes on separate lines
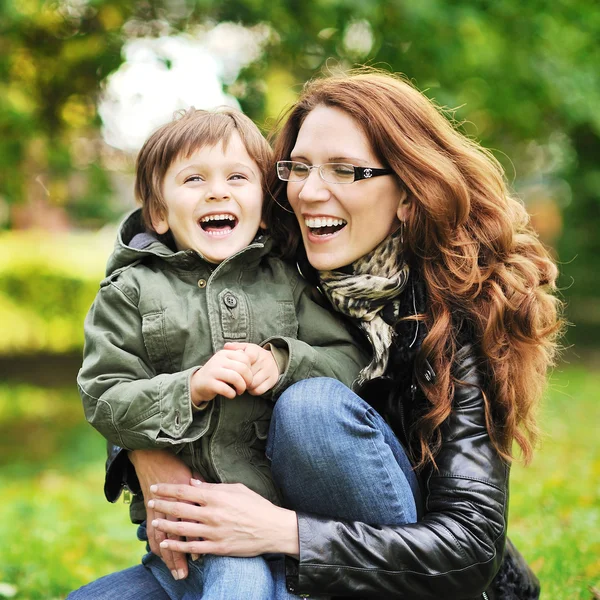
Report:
104,276,539,600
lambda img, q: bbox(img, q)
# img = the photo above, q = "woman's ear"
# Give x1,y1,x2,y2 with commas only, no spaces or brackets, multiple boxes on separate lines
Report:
396,187,410,222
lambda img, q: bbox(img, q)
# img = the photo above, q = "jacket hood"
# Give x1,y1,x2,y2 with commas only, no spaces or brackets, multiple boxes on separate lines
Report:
106,208,271,276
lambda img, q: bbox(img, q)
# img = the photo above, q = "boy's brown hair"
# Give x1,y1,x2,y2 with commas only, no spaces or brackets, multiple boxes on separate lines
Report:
135,107,273,231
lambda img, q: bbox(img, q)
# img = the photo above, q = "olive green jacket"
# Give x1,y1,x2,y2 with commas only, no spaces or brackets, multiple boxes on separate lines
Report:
78,210,367,507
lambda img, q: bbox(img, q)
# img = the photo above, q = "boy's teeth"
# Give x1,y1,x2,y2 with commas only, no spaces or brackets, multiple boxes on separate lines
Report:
304,217,346,228
200,214,236,222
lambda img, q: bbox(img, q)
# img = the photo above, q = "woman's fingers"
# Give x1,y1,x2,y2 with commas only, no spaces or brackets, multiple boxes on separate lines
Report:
159,538,224,556
148,497,205,521
153,518,208,539
147,505,189,580
166,513,189,580
150,480,220,504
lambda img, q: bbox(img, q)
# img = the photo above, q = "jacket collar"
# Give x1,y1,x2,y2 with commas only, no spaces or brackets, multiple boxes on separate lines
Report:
106,208,272,276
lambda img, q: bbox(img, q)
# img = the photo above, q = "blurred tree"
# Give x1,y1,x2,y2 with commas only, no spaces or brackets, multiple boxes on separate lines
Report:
0,0,598,319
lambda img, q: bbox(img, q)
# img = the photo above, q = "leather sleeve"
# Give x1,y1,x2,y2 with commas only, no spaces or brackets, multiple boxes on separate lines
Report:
290,345,509,599
104,442,140,502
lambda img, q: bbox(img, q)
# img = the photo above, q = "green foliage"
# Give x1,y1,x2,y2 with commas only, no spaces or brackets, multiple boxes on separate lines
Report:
0,367,598,598
0,0,598,320
509,365,600,598
0,229,113,353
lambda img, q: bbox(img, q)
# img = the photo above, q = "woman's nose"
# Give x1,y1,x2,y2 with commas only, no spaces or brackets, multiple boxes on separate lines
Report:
297,169,330,203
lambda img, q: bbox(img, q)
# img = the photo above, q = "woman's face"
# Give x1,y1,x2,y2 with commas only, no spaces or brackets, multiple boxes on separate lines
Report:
287,105,405,270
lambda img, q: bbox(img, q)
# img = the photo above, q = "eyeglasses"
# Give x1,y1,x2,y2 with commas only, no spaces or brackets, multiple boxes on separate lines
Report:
276,161,393,185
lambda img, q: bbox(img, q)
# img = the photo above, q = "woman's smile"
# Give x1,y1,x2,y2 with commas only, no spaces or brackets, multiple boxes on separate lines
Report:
287,105,404,270
303,214,348,239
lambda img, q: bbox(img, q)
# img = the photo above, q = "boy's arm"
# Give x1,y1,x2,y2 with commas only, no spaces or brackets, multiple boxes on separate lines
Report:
263,276,370,395
78,282,211,451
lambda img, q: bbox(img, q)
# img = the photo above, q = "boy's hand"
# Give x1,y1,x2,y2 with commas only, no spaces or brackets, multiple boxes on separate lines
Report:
191,349,253,406
223,342,280,396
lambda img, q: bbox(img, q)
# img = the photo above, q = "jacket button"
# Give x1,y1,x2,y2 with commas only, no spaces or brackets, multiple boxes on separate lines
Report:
224,294,237,308
197,279,207,288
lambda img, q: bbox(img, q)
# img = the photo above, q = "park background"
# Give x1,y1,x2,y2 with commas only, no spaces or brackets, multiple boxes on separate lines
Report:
0,0,599,598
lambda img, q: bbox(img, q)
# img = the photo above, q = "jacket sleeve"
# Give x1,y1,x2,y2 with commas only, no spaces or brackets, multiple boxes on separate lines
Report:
78,280,212,451
288,347,508,600
104,442,140,502
264,276,370,395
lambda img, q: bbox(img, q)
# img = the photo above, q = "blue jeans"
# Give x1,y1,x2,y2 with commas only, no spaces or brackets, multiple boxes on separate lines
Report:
68,378,417,598
268,377,420,524
67,526,296,599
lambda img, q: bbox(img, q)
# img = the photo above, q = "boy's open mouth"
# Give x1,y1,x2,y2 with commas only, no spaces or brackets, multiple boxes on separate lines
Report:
304,216,347,236
199,213,238,236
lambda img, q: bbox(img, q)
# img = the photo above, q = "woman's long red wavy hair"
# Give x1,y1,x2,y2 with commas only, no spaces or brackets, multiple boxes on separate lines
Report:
265,69,563,467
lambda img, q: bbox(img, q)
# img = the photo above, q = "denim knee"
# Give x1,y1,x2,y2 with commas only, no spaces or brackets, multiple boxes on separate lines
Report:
273,377,359,425
268,377,368,463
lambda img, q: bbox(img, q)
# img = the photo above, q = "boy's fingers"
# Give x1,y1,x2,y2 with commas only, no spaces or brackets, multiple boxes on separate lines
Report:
223,359,254,387
210,380,237,399
218,367,250,395
248,376,277,397
224,342,261,364
223,342,248,351
221,349,252,366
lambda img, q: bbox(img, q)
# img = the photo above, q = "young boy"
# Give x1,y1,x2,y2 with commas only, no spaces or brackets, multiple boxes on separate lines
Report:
77,108,366,598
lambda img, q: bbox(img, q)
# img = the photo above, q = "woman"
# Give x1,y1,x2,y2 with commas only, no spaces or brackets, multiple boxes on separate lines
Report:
97,70,561,599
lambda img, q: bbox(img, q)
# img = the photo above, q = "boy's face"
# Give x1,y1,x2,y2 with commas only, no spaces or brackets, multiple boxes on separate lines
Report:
154,132,264,264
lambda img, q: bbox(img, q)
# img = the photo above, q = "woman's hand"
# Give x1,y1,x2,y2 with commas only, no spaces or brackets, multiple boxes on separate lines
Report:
129,449,198,580
149,480,300,559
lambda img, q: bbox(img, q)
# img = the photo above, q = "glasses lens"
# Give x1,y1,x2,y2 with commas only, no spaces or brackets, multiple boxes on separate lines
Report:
277,161,310,181
289,162,310,181
321,163,355,184
277,162,291,181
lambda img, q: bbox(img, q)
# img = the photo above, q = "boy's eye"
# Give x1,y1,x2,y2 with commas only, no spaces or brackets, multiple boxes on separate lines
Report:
184,175,203,183
229,173,248,181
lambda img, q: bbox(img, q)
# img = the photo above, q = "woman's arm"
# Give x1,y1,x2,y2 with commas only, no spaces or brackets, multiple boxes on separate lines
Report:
152,346,508,599
129,449,195,581
149,480,300,558
281,345,508,599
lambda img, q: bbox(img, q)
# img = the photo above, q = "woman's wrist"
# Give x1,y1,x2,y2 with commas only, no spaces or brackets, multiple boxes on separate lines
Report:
272,507,300,559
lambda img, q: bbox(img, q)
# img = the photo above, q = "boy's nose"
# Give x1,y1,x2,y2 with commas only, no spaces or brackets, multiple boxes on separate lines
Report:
205,181,230,201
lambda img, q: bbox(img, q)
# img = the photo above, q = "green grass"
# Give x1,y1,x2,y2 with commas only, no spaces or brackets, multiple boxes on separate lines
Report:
509,365,600,599
0,367,598,599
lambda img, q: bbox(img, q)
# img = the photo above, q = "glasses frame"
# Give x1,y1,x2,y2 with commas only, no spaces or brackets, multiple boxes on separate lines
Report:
276,160,393,184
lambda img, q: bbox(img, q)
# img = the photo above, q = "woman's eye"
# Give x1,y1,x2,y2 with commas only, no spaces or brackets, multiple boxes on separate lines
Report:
291,164,309,175
333,165,354,175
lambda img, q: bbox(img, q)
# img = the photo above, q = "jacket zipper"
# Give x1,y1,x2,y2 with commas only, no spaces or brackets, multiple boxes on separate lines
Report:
482,591,489,600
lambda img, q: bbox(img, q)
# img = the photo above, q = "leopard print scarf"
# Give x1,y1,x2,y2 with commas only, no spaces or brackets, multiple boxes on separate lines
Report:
318,231,409,385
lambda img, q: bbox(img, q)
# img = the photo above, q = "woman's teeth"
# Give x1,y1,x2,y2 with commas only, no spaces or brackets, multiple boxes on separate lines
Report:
304,217,346,228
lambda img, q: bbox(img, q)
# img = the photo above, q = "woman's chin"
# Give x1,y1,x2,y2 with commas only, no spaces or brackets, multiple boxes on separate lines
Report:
305,248,349,271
